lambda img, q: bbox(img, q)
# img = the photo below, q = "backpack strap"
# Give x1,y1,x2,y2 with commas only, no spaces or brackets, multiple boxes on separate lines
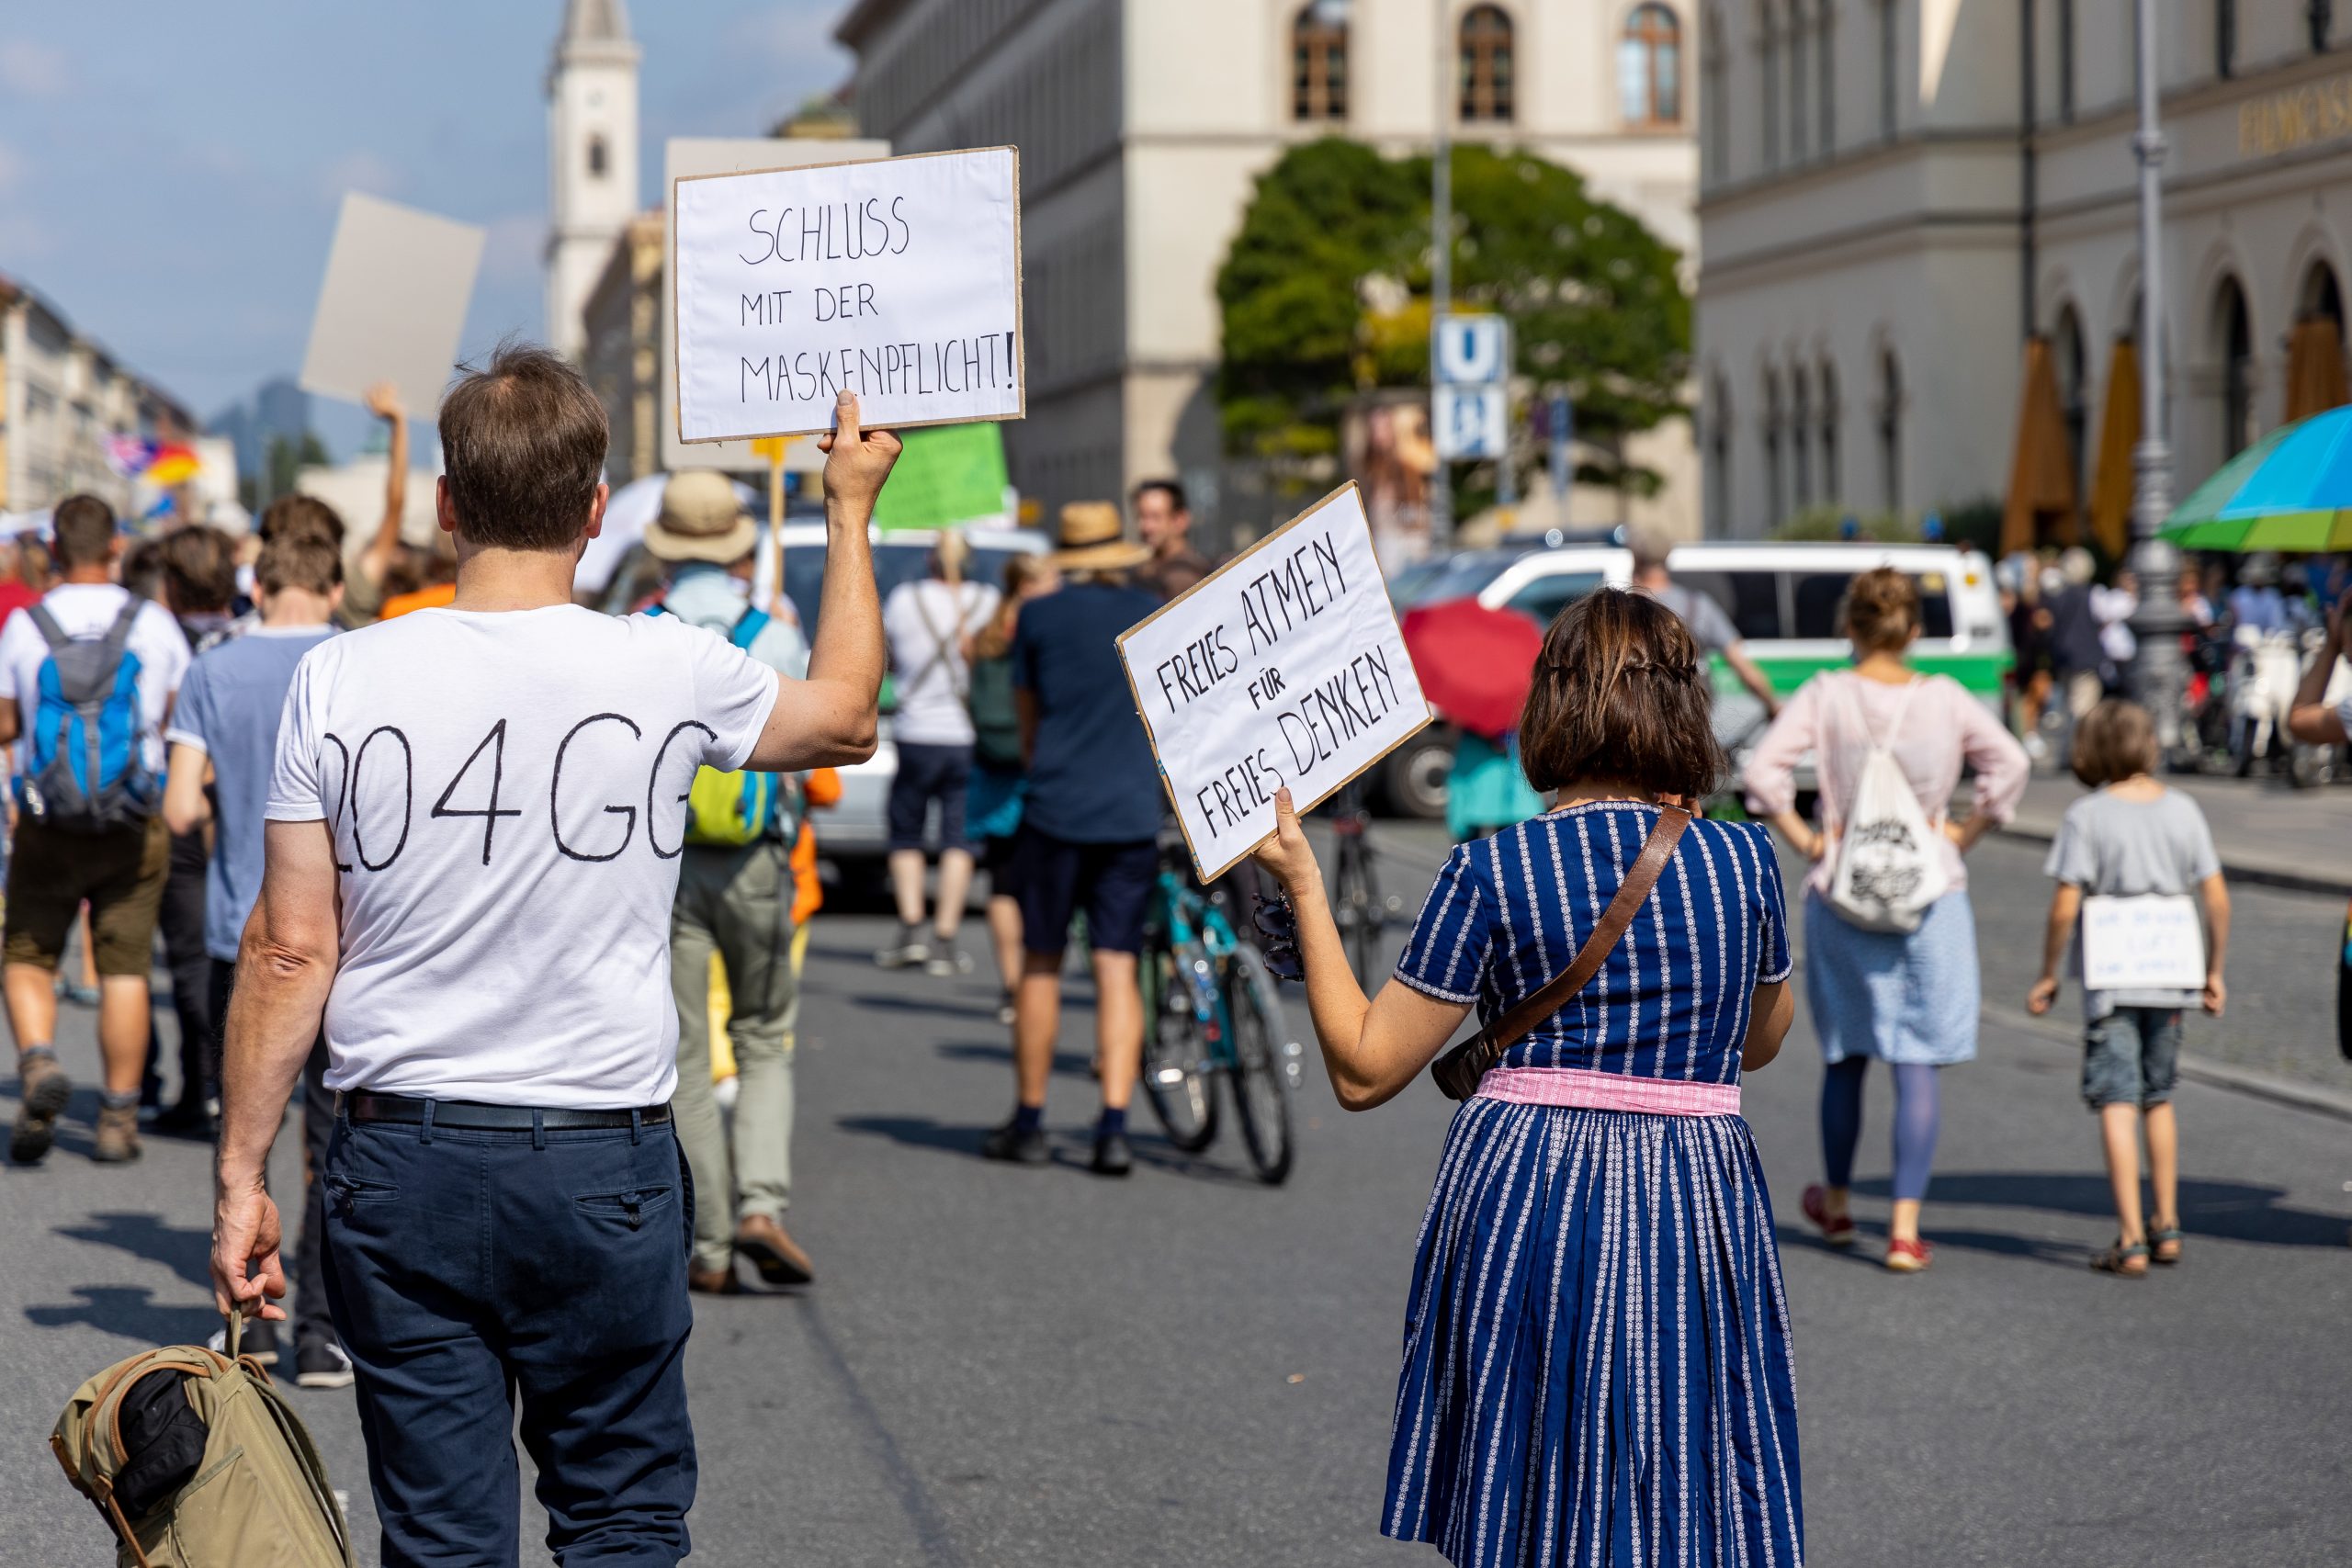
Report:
729,606,771,650
26,604,72,654
1430,804,1692,1100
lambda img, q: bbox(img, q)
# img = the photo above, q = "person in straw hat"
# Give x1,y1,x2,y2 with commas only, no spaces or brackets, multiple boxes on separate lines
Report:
642,468,820,1293
980,502,1161,1176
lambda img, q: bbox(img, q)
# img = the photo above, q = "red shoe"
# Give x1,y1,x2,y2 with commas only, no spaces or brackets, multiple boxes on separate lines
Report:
1884,1236,1934,1273
1801,1184,1856,1247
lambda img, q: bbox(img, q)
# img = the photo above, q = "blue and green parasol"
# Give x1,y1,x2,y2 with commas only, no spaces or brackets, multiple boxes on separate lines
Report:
2159,403,2352,551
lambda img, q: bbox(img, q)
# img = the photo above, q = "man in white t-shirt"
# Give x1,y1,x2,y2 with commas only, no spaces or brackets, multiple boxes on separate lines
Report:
876,534,1000,973
209,345,899,1563
0,493,191,1167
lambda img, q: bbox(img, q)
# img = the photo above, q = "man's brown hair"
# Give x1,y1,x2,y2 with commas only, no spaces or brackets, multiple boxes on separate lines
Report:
1519,588,1724,801
51,494,116,570
256,533,343,599
159,525,240,614
258,493,346,548
2071,697,2159,787
438,339,607,552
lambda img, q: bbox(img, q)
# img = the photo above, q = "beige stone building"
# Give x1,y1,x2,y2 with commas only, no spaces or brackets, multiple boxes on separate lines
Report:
580,211,666,485
834,0,1702,541
1697,1,2352,542
0,272,190,517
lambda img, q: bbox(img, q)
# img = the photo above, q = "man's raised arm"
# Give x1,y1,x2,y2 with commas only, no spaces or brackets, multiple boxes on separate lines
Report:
744,391,899,772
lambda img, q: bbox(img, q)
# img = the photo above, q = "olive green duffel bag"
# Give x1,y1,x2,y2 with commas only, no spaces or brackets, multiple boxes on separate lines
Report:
51,1314,353,1567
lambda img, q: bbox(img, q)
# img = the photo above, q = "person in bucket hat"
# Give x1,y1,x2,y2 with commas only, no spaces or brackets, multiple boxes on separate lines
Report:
643,470,761,566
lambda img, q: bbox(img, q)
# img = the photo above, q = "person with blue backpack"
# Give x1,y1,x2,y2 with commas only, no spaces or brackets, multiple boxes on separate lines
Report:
640,469,820,1293
0,494,192,1165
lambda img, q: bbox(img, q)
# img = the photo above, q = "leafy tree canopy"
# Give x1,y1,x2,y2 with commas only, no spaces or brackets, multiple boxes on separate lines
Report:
1216,139,1690,493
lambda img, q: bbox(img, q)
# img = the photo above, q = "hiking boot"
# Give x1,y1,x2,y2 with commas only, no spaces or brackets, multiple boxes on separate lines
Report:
979,1118,1049,1166
734,1213,814,1287
10,1053,72,1165
295,1338,355,1390
874,924,930,969
923,945,973,978
92,1103,142,1164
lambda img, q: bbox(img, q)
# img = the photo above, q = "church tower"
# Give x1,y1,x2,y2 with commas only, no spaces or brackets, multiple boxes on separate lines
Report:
545,0,639,362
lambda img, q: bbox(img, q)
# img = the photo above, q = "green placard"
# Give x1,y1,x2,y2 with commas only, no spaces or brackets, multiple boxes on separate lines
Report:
871,423,1010,533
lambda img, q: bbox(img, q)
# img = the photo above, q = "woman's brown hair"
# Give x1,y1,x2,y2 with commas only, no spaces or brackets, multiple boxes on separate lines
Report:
2071,697,2158,786
1518,589,1724,801
1842,567,1918,654
974,553,1055,660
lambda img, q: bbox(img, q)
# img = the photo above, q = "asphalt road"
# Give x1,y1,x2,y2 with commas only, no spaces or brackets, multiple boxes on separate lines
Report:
4,824,2349,1566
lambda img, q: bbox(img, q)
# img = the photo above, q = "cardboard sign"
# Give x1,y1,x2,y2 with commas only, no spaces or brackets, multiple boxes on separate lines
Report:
1119,484,1430,881
673,146,1023,444
299,193,484,417
2080,894,2208,992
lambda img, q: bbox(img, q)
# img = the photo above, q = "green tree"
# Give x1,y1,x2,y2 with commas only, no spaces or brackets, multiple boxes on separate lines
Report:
1216,140,1690,499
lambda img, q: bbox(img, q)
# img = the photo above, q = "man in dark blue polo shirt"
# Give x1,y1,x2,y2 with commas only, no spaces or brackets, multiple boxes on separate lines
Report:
985,502,1163,1175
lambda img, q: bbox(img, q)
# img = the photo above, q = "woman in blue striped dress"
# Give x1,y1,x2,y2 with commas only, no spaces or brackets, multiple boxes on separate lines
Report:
1252,590,1803,1567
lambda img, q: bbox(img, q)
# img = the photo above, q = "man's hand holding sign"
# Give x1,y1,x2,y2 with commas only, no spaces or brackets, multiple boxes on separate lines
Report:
1116,484,1430,881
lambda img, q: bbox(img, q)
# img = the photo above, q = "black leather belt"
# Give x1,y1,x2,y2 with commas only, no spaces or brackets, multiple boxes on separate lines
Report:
341,1092,673,1132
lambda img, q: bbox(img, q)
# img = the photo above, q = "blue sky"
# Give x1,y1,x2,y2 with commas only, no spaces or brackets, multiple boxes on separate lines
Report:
0,1,847,456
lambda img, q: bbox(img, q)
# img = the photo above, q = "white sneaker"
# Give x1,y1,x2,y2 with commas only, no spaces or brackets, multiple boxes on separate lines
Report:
874,925,930,968
296,1338,356,1390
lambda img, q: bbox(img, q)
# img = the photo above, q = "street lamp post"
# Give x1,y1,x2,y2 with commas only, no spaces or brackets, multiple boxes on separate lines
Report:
1429,0,1453,549
2124,0,2188,755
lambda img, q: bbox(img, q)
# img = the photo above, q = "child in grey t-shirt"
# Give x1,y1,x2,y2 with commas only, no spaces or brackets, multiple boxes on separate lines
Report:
2028,699,2230,1279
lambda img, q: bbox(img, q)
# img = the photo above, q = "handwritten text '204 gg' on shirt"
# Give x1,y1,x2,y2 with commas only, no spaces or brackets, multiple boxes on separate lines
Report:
265,604,779,1108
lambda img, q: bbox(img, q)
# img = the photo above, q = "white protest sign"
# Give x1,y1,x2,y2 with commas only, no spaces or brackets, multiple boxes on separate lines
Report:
673,146,1022,443
2079,894,2208,992
299,193,484,417
1118,484,1431,881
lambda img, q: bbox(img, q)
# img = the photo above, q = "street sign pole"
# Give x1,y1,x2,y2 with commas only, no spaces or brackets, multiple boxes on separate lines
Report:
2123,0,2187,760
1429,0,1453,551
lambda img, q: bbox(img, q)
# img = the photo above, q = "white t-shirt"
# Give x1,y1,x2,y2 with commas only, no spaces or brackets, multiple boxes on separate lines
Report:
0,584,190,774
881,579,1000,746
266,604,780,1108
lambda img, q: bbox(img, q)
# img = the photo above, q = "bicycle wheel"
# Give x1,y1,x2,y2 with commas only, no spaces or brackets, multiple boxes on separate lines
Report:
1138,938,1217,1152
1224,942,1296,1185
1334,835,1384,988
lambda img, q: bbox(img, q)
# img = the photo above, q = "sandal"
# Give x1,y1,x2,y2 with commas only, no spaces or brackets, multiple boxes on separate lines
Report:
1884,1236,1934,1273
2090,1240,2150,1278
1801,1184,1856,1247
2149,1226,2183,1265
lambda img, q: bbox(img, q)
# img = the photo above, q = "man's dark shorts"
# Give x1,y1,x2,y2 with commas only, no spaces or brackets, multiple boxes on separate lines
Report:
1012,825,1157,955
5,814,169,976
887,740,972,852
2082,1007,2183,1110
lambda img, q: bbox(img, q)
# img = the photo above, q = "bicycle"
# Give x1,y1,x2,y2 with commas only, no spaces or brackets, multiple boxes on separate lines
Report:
1136,831,1303,1184
1325,779,1393,988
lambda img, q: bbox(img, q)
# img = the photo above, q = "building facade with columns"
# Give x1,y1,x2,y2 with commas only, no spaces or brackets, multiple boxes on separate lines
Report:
834,0,1702,542
1698,1,2352,541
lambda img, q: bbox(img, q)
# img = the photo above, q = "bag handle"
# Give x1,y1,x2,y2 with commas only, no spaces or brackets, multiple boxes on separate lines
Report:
1430,803,1692,1100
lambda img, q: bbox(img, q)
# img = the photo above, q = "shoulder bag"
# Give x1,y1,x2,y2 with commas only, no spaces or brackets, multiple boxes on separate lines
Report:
1430,804,1692,1100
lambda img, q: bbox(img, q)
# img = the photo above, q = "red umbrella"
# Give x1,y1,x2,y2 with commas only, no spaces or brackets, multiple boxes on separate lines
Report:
1400,597,1544,740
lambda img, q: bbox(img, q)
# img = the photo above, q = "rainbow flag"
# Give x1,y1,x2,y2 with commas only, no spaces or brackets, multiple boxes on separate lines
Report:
143,444,200,486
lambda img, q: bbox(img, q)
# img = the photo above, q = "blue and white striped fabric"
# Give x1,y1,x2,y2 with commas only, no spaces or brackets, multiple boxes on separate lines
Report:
1385,804,1804,1566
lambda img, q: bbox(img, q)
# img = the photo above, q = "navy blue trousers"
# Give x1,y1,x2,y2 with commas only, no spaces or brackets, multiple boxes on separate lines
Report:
322,1109,697,1566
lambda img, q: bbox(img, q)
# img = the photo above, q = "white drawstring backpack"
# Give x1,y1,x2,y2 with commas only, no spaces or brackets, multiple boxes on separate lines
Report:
1826,676,1948,933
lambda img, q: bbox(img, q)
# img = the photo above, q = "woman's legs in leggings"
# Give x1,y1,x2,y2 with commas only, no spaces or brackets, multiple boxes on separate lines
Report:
1816,1057,1870,1224
1888,1063,1941,1244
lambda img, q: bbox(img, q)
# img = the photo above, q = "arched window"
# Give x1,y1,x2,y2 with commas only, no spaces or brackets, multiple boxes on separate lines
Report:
2303,260,2346,328
1620,3,1682,127
1460,5,1516,122
1792,367,1813,507
587,133,608,178
2217,276,2255,457
1291,1,1350,122
1762,369,1785,529
2217,0,2237,77
1877,348,1904,513
1818,358,1841,503
2309,0,2333,52
2053,306,2088,502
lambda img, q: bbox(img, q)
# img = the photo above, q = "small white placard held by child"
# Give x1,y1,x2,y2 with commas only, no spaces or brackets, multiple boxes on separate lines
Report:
2079,893,2207,992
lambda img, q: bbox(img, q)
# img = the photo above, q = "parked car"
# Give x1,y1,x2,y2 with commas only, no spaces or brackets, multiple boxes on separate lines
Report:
1376,538,2011,818
774,522,1050,886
